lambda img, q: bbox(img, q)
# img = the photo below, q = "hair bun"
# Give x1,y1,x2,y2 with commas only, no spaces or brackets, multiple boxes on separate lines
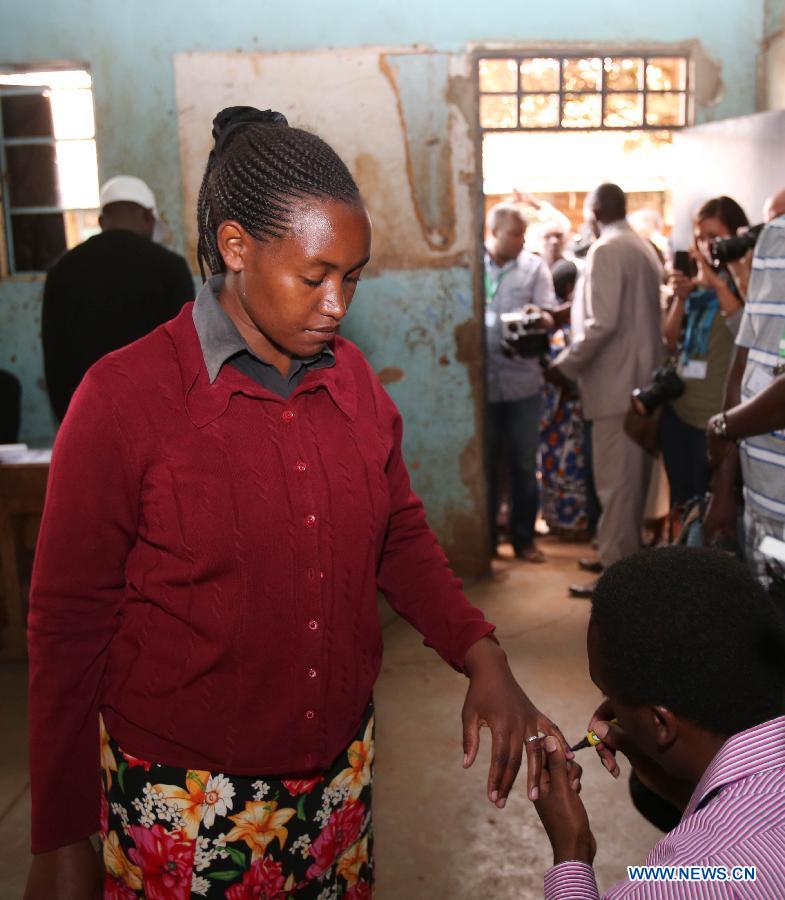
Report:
212,106,288,156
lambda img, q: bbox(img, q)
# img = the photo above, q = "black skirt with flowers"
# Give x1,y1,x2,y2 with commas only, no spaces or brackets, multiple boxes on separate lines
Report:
99,704,374,899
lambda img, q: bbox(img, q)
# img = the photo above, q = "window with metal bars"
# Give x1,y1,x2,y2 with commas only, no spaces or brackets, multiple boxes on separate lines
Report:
0,67,99,276
478,55,691,132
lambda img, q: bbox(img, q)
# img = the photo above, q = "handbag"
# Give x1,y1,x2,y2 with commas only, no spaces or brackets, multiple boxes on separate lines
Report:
623,401,662,454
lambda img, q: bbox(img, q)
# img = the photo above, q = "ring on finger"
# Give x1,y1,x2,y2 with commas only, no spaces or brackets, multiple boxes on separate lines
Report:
525,734,541,743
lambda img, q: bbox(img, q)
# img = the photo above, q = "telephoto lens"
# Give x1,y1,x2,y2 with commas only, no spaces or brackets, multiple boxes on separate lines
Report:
710,223,765,267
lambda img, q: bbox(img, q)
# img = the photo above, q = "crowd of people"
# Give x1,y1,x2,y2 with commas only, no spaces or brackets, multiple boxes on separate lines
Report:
484,180,785,599
22,106,785,899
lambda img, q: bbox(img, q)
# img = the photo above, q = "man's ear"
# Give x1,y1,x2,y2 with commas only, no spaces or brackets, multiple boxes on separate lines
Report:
143,208,156,239
217,221,247,274
650,705,679,749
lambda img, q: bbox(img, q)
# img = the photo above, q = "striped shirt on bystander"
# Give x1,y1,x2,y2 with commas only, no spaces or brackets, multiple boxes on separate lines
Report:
736,216,785,521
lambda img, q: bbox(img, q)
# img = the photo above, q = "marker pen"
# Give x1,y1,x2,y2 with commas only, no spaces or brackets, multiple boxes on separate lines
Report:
570,718,619,752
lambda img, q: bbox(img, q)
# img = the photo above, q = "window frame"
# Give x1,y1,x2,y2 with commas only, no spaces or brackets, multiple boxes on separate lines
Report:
0,64,98,278
477,51,692,133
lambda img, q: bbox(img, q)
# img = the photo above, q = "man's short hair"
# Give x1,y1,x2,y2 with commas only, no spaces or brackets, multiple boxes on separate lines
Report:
552,258,578,301
591,547,785,736
592,183,627,222
486,202,526,233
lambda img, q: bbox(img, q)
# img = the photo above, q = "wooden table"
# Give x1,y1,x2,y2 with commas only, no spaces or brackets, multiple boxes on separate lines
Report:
0,462,49,661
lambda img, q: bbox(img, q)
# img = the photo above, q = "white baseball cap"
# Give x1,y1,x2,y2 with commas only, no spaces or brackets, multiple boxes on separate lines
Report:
99,175,166,240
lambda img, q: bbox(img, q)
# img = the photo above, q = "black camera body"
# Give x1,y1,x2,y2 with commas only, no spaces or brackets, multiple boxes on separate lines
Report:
632,364,685,416
710,223,765,267
500,311,550,359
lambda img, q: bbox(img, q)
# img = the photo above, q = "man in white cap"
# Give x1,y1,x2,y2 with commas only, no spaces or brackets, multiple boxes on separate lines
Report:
42,175,193,421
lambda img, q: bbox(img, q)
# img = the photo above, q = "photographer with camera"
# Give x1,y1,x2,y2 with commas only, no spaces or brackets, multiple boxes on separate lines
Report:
705,188,785,583
655,197,750,513
549,184,663,597
485,202,556,562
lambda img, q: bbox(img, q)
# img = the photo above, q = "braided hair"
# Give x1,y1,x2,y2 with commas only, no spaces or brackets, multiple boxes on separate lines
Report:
196,106,361,278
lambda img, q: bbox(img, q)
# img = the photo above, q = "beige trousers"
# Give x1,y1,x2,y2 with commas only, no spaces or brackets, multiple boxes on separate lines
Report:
592,414,653,567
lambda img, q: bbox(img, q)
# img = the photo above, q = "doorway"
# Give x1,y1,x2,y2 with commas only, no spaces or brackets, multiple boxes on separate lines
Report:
478,51,691,253
476,52,689,552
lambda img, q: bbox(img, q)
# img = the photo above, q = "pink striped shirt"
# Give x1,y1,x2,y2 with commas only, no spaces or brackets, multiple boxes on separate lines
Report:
544,716,785,899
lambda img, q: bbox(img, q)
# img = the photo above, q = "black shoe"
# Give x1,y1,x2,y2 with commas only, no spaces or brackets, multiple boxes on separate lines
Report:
578,558,603,574
569,580,597,599
514,545,547,563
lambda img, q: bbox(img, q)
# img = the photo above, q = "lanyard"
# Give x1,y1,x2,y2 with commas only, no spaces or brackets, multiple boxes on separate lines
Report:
484,265,513,306
681,290,719,364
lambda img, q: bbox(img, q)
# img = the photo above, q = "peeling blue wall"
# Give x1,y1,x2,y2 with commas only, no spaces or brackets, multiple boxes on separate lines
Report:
384,53,455,250
0,0,769,571
0,1,765,263
340,266,482,564
766,0,785,40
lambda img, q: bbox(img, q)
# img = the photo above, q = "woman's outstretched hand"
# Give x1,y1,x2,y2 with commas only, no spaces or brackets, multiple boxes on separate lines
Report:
462,637,571,808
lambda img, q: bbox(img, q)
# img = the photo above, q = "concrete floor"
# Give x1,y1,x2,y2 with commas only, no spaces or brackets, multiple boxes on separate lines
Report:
0,536,660,898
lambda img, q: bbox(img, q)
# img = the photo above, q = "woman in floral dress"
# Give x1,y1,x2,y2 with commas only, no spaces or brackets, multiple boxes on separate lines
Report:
100,711,374,898
540,260,594,539
26,107,567,899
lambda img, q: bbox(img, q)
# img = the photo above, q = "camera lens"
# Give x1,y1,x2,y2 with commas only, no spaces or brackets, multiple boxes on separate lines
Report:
710,224,765,266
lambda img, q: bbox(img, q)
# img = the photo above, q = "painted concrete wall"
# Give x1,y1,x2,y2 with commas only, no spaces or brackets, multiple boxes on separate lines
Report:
0,0,770,573
173,46,484,569
763,0,785,109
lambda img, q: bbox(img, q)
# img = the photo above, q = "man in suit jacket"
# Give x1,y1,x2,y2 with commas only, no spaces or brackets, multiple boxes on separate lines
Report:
550,184,663,597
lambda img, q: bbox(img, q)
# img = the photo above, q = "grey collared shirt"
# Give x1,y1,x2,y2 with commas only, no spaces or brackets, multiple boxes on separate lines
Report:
192,275,335,398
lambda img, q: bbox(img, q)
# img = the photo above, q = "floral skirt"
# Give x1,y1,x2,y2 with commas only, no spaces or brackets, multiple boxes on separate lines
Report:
100,705,374,899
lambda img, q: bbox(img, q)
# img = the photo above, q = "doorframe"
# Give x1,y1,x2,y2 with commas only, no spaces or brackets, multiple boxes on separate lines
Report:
468,42,696,562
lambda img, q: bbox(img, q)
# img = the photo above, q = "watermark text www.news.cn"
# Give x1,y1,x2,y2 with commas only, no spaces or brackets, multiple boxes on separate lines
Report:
627,866,757,883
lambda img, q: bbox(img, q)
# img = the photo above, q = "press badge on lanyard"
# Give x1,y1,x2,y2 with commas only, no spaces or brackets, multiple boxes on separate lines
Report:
682,360,708,380
748,365,774,396
746,325,785,393
775,330,785,377
746,366,785,440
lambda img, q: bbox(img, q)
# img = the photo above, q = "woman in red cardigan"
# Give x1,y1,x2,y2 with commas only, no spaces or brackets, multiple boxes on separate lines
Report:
26,106,567,899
